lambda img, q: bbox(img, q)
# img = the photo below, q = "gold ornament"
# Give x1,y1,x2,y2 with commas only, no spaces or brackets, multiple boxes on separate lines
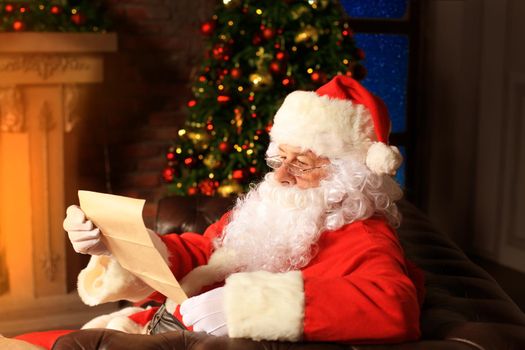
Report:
234,106,244,133
291,4,309,20
187,129,210,151
203,153,221,169
249,71,273,90
217,180,244,197
295,25,319,46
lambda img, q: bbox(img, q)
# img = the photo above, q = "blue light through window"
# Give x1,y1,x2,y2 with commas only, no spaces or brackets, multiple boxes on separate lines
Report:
395,146,406,187
354,33,408,133
340,0,408,19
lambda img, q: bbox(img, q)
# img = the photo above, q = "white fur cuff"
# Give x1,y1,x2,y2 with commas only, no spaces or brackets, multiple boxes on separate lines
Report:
81,306,145,332
78,255,154,306
224,270,304,341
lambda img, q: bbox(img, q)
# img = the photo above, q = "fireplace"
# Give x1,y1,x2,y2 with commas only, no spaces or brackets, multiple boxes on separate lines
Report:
0,33,120,336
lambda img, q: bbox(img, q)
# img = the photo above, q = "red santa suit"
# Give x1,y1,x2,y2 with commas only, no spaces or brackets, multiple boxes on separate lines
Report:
76,211,423,343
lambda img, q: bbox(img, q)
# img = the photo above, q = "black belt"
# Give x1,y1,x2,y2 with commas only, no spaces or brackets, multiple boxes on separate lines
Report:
147,303,187,335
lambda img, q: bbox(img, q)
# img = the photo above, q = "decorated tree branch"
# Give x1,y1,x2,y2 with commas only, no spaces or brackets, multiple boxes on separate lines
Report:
0,0,111,32
164,0,365,197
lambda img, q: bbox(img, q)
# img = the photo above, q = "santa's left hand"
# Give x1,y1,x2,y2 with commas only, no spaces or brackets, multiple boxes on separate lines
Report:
180,287,228,336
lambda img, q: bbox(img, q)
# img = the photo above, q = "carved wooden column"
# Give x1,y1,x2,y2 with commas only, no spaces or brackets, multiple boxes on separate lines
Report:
0,33,119,336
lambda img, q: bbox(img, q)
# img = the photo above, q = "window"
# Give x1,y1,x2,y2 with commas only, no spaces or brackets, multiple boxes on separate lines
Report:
340,0,420,199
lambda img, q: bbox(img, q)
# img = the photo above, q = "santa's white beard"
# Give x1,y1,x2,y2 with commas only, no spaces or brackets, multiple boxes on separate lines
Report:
215,158,403,273
216,174,327,273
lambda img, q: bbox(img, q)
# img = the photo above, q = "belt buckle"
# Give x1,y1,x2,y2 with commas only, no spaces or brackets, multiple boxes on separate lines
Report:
147,303,166,335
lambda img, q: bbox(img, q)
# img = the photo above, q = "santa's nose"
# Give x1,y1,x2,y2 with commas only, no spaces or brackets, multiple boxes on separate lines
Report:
274,164,296,186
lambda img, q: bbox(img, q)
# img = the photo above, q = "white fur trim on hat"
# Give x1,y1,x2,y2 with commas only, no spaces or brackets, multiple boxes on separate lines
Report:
77,255,154,306
270,91,376,159
224,270,304,341
366,142,403,175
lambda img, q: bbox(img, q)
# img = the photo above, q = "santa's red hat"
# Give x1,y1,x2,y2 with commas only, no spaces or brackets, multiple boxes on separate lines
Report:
269,75,402,175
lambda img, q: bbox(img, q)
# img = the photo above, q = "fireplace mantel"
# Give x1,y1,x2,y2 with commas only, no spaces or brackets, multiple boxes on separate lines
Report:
0,32,119,335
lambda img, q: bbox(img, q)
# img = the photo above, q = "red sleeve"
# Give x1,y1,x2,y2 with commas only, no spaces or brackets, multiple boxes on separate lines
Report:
159,212,231,280
302,219,421,343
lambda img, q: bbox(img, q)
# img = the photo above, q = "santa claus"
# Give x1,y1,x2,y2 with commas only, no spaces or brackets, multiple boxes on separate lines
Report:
14,75,424,349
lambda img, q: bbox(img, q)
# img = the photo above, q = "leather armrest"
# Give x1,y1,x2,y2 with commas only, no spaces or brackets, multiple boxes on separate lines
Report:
155,195,235,235
52,329,479,350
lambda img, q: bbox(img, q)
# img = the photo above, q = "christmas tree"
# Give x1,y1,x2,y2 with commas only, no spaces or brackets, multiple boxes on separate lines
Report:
0,0,111,32
163,0,365,197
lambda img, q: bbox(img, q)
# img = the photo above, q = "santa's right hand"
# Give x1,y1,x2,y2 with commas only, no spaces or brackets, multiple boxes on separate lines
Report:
63,205,109,256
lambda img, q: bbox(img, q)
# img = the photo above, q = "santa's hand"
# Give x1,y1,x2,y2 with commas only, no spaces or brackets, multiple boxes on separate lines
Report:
180,287,228,336
63,205,109,256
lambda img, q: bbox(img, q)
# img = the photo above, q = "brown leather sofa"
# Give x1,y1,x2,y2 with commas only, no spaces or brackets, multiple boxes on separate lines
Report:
52,196,525,350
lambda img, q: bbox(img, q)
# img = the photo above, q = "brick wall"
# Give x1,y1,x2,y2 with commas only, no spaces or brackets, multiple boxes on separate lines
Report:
81,0,217,228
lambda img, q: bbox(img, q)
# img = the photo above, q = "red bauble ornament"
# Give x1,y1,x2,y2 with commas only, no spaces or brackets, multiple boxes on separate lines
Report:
4,4,14,12
310,71,327,84
19,6,27,13
12,20,24,31
198,179,219,196
206,122,214,131
262,27,275,40
200,20,215,36
265,123,273,132
249,166,257,174
275,51,287,61
184,156,197,168
162,166,175,182
188,186,199,196
217,95,231,104
232,169,246,181
230,67,242,79
50,5,61,15
342,29,351,37
281,76,295,87
187,100,197,108
71,13,86,26
269,60,285,75
212,43,231,61
166,152,175,161
218,141,230,153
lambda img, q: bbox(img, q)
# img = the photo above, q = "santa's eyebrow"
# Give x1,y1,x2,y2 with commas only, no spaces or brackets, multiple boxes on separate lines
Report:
278,146,308,157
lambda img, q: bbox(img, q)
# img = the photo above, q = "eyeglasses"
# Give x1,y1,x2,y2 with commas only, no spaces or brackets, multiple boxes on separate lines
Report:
265,155,329,177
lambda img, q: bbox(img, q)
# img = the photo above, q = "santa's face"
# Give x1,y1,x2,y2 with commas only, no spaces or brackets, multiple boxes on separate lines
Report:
271,144,331,189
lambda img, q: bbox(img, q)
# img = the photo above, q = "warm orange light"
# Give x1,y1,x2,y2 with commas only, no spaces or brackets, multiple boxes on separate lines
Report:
12,21,24,31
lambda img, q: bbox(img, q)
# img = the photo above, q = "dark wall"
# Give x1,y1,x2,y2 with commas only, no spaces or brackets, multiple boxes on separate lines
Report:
72,0,217,229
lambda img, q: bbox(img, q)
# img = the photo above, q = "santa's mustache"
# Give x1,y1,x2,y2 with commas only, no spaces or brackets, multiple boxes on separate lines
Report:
217,174,326,273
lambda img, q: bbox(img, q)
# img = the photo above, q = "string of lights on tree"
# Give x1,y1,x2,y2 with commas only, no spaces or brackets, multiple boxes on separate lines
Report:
0,0,110,32
163,0,366,197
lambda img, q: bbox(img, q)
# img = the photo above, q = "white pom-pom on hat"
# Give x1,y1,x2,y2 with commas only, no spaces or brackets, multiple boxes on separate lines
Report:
366,142,403,176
